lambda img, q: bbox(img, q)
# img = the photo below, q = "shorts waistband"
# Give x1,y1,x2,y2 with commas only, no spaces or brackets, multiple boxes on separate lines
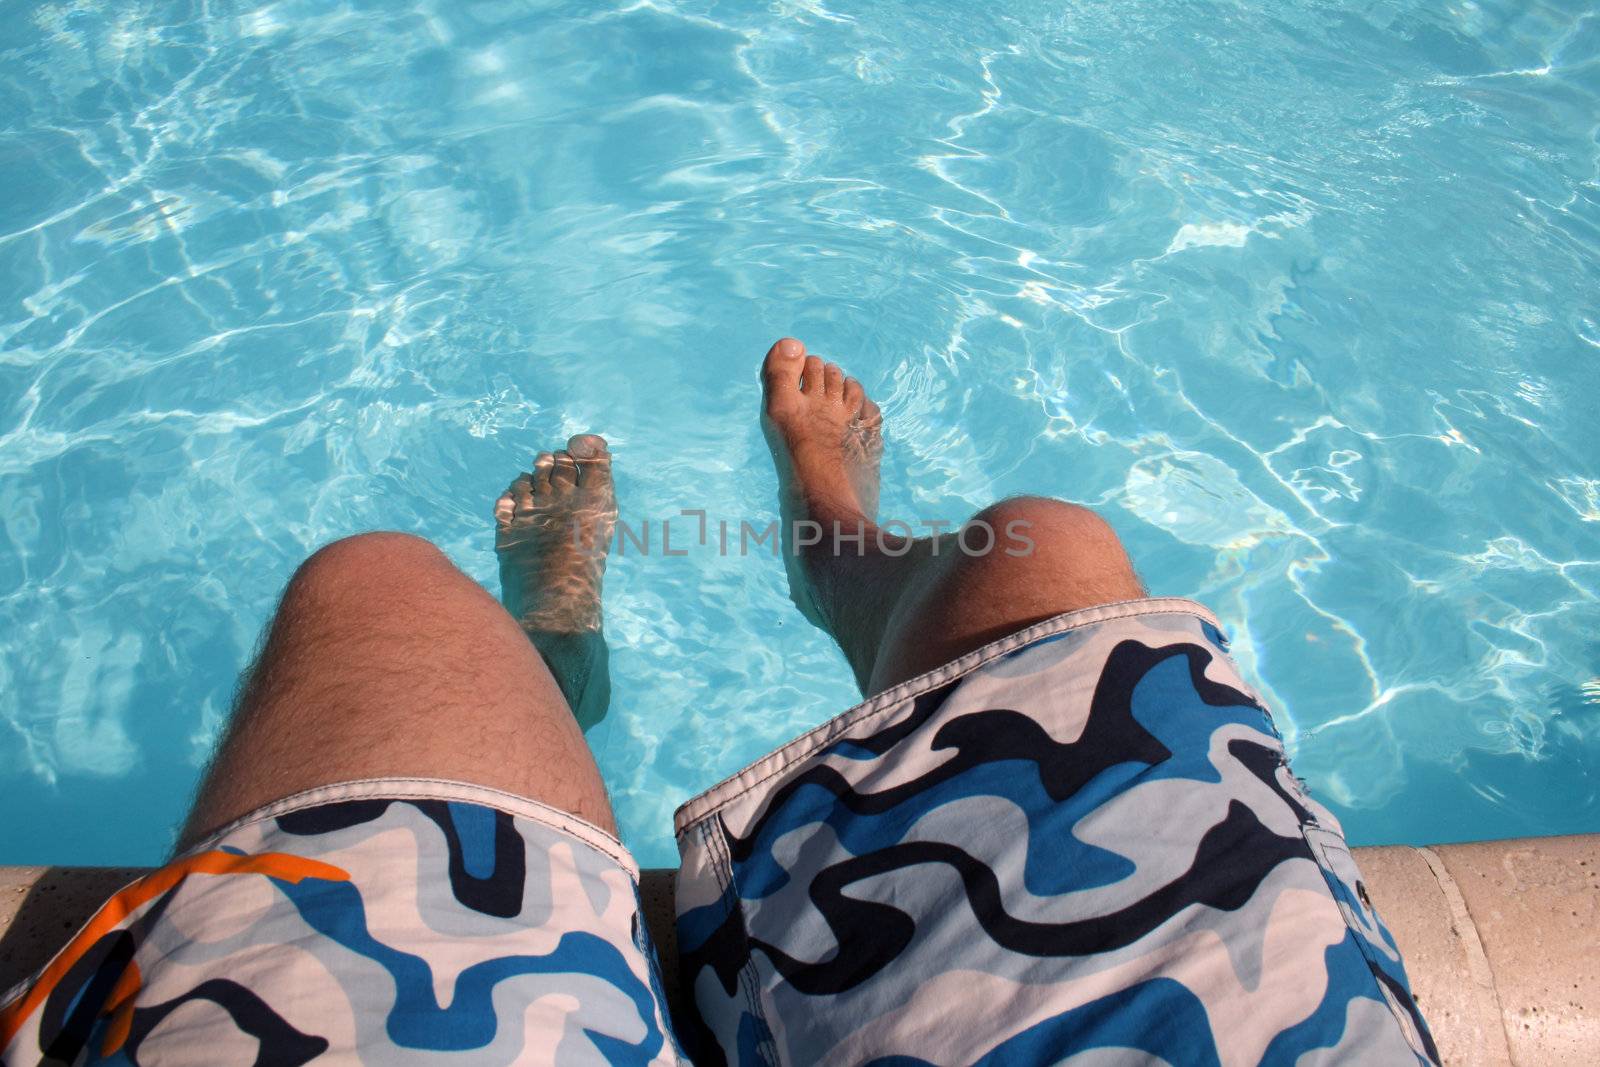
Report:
672,596,1222,835
184,776,639,877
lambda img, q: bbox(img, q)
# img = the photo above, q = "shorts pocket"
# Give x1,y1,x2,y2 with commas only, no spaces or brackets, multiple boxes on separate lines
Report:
1301,826,1400,965
1302,825,1436,1062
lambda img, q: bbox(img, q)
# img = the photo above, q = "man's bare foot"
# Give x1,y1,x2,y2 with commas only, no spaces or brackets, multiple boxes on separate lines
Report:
495,433,616,729
759,337,900,637
758,337,1149,700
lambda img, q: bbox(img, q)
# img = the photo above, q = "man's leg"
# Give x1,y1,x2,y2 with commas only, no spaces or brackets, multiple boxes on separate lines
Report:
180,434,619,847
0,437,688,1066
758,337,1145,696
679,339,1438,1066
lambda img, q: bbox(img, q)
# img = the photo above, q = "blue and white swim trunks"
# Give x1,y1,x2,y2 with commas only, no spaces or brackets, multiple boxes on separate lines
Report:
672,599,1439,1065
0,598,1437,1065
0,782,684,1065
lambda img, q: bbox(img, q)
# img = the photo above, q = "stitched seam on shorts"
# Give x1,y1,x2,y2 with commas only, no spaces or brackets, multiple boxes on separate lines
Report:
708,816,780,1067
1300,825,1427,1055
187,776,638,875
674,598,1220,833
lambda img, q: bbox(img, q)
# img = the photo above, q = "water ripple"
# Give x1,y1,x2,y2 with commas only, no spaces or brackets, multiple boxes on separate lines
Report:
1,0,1597,865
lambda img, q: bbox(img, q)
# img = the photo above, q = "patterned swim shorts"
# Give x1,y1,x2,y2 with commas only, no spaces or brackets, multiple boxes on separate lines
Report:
1,598,1437,1065
0,780,684,1065
672,598,1439,1065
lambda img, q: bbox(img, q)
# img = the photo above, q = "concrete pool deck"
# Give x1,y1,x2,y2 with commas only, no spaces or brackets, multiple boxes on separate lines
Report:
1,836,1594,1064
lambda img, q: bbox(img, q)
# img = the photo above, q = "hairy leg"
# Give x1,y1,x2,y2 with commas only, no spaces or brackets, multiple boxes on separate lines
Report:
864,496,1144,693
759,338,1145,698
178,531,613,850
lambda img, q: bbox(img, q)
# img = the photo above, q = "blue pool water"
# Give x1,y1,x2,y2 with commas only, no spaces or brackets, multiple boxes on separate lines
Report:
1,0,1597,870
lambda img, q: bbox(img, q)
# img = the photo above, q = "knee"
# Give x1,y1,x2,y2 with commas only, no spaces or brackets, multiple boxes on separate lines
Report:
968,496,1123,561
291,532,452,597
956,496,1142,598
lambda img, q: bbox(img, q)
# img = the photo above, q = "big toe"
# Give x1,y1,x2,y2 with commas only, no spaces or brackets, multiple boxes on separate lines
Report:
568,433,608,460
761,337,807,403
568,433,613,489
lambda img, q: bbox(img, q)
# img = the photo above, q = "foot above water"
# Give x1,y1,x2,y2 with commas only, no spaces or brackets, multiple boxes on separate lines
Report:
758,337,889,628
760,337,883,530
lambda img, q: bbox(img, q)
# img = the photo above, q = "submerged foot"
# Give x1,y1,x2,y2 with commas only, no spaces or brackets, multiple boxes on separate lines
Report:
495,433,616,729
759,337,889,631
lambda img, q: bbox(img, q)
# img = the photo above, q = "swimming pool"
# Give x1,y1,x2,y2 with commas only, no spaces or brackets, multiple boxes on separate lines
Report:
1,0,1596,870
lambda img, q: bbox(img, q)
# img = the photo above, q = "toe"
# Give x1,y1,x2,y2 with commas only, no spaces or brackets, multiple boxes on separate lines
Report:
495,492,515,526
568,433,612,488
550,452,580,490
761,338,806,400
843,376,865,413
532,452,555,491
823,361,844,399
568,433,608,460
801,355,825,394
860,397,882,429
510,473,535,513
